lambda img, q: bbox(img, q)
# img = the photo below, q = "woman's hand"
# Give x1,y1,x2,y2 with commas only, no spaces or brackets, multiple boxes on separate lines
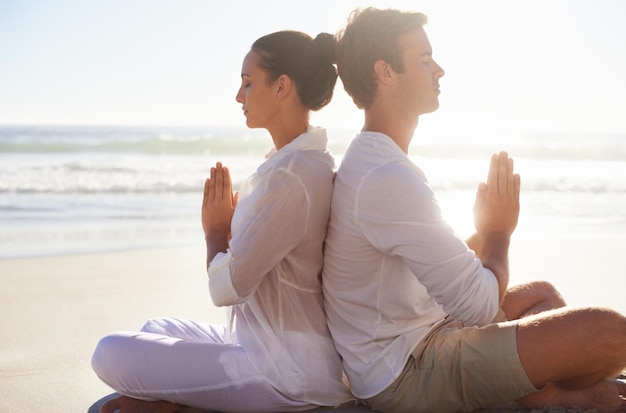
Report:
202,162,238,237
202,163,239,268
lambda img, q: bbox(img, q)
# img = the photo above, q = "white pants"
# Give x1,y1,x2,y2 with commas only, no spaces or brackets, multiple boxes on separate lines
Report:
91,317,314,412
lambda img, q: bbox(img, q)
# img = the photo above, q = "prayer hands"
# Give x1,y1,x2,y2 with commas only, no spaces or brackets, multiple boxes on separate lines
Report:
473,151,521,238
202,162,238,238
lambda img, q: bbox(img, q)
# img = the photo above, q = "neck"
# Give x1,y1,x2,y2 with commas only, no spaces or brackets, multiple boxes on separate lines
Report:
362,101,419,154
267,109,309,150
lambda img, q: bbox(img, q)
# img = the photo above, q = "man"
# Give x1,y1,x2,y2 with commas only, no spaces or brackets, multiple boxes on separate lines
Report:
323,7,626,413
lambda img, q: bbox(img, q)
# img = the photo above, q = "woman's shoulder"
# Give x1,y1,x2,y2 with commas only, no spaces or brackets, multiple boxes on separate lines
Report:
274,148,335,176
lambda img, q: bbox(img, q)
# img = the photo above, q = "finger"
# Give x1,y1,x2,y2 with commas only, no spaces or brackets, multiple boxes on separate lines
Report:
100,397,120,413
214,163,224,199
223,166,231,186
497,151,509,195
487,153,499,192
507,157,514,196
473,182,487,213
210,167,217,201
233,191,240,208
219,167,233,201
514,173,521,204
202,178,210,208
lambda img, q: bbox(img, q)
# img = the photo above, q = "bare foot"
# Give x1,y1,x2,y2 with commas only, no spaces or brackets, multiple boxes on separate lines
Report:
100,395,186,413
518,379,626,413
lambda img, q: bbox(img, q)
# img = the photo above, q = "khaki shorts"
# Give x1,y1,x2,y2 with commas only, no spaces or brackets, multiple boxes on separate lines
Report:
365,317,537,413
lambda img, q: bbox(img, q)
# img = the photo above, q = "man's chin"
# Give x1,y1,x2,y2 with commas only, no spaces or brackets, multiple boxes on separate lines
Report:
421,101,440,115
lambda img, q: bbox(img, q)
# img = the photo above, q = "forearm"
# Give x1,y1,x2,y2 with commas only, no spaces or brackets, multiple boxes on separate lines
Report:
205,231,229,271
471,152,520,303
477,232,510,303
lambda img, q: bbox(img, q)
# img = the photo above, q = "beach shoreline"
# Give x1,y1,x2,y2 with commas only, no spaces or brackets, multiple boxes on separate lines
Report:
1,237,624,412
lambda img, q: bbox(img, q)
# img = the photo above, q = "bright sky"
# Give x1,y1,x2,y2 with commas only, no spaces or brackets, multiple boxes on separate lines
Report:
2,0,625,139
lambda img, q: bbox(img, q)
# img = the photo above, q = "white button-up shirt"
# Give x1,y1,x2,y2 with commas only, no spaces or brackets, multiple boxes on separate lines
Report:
323,131,499,399
208,127,352,405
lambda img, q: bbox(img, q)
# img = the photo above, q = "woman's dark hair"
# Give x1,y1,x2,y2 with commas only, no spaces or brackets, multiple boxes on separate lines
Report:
251,31,338,111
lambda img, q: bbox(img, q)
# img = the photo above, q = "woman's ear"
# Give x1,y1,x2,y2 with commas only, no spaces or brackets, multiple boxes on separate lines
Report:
275,74,292,99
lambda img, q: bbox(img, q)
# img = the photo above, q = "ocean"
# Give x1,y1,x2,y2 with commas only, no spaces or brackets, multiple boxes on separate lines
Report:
1,124,626,260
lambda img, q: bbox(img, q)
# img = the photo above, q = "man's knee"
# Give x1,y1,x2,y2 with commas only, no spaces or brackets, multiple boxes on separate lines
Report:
529,280,565,307
520,306,626,353
580,307,626,342
517,306,626,387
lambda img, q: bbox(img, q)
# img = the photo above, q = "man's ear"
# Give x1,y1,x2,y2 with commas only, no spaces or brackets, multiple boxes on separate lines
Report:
275,74,292,99
373,60,395,87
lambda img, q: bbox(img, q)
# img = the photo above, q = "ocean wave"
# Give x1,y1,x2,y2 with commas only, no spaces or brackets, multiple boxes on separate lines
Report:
2,125,626,161
2,172,624,194
0,125,272,156
2,162,625,195
411,139,626,161
2,126,626,195
0,135,271,156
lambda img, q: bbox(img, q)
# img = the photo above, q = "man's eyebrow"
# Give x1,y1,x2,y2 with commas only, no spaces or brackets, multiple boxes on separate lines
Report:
241,72,251,78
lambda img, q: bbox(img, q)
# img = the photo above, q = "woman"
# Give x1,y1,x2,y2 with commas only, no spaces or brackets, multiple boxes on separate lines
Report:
92,31,353,413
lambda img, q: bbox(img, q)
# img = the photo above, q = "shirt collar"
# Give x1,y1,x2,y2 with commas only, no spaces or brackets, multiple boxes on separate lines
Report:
356,130,408,158
257,126,328,174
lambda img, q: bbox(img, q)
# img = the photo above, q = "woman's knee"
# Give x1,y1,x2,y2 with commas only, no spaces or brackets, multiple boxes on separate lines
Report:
140,317,170,334
91,332,133,384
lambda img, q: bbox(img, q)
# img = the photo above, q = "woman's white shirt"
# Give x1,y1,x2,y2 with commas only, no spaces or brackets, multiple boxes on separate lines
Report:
208,127,351,405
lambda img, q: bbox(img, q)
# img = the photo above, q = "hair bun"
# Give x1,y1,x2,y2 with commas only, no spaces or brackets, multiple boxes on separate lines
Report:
313,32,337,65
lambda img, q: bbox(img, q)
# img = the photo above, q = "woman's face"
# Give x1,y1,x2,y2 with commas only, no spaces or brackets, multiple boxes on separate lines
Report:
235,50,280,129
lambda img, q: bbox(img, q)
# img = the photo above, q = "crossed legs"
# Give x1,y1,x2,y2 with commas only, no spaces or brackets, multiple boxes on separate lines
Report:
496,281,626,412
516,307,626,412
92,317,313,413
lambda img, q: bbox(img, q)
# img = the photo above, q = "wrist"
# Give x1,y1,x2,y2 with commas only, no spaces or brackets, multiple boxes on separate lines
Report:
205,230,229,243
205,230,230,261
482,231,510,244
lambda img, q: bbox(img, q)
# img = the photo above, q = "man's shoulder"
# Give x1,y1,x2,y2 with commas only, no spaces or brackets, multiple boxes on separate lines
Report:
338,150,421,183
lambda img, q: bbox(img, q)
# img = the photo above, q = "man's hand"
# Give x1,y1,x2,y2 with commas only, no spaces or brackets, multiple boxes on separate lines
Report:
471,151,520,301
473,151,520,239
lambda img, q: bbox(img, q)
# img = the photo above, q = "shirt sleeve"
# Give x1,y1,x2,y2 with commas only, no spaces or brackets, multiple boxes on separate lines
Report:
208,251,239,306
208,168,309,306
356,162,499,326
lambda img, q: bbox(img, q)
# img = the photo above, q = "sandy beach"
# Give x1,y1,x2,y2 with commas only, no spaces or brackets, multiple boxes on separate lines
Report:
1,236,623,413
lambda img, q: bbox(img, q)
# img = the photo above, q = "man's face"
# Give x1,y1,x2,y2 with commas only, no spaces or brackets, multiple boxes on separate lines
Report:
394,27,445,116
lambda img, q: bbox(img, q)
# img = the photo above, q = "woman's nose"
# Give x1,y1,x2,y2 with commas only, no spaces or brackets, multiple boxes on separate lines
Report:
235,86,244,104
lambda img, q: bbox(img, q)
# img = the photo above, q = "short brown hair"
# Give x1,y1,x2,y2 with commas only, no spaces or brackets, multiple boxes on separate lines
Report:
336,8,428,109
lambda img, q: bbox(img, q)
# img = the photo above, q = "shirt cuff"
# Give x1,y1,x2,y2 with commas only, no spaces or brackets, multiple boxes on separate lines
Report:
478,267,500,325
208,250,241,306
